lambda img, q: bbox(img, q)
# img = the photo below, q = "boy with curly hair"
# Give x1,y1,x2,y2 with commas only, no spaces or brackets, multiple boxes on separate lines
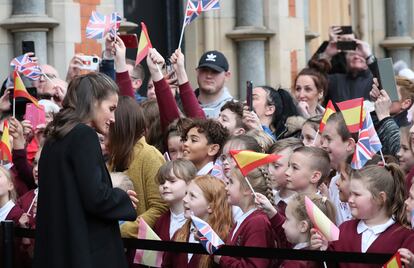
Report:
181,118,229,175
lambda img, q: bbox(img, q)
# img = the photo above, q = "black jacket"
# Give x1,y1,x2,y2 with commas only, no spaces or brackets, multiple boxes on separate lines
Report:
34,123,136,268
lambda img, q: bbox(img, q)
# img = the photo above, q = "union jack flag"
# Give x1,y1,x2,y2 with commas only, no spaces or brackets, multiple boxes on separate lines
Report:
191,215,224,254
351,111,382,169
86,11,121,39
10,54,42,80
184,0,220,26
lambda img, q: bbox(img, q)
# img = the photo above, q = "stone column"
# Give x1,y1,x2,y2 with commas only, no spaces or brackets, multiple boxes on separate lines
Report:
227,0,274,99
0,0,58,64
380,0,414,65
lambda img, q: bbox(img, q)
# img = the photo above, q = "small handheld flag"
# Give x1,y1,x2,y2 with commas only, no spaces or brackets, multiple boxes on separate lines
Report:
383,252,402,268
305,196,339,241
136,22,153,65
133,218,163,267
319,100,336,133
0,120,12,162
191,215,224,254
13,71,40,109
229,150,280,177
336,98,363,133
10,54,42,80
86,11,121,39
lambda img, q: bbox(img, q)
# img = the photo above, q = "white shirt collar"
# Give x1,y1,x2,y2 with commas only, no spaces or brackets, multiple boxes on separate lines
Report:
357,217,395,235
273,189,295,205
0,200,15,221
197,161,214,175
231,208,257,240
293,242,309,249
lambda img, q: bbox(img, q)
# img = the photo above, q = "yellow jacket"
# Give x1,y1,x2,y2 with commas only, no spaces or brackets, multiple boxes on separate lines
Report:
120,137,168,238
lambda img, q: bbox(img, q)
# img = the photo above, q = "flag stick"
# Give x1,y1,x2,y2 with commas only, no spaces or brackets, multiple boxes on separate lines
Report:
12,98,16,118
27,189,38,215
312,129,320,146
156,64,163,77
178,24,186,49
379,149,386,166
244,177,257,199
41,72,56,87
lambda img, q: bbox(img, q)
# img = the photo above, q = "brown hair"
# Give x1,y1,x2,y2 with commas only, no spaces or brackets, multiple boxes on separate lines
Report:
182,119,229,159
289,193,336,237
350,163,409,226
246,129,275,153
45,73,118,139
126,59,145,80
303,115,323,132
232,167,275,206
140,99,164,152
294,59,331,101
155,159,197,185
396,76,414,107
293,146,331,185
268,137,303,154
220,100,247,129
108,96,146,172
174,176,233,268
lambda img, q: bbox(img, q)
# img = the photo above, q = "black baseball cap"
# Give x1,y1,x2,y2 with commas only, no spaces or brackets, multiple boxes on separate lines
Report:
197,50,229,72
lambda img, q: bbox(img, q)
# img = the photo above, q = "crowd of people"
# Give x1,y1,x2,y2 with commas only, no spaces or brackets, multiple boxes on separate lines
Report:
1,26,414,268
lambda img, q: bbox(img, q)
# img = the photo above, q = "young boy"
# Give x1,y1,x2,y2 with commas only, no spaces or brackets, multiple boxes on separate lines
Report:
182,118,229,175
320,112,356,225
217,100,247,136
285,146,331,195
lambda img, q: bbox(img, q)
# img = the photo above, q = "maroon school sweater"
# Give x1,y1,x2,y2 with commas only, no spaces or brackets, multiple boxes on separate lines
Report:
328,219,414,268
219,210,275,268
17,189,37,228
154,210,171,242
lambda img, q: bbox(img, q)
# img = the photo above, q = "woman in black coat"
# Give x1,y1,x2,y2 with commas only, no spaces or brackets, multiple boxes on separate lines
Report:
33,73,137,268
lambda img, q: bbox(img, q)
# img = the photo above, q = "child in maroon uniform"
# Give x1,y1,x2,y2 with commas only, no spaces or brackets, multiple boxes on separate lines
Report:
0,165,23,222
311,163,414,268
162,175,233,268
214,167,275,268
154,159,197,241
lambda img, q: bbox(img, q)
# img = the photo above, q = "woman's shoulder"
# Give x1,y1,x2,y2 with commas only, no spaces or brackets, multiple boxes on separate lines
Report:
134,137,164,159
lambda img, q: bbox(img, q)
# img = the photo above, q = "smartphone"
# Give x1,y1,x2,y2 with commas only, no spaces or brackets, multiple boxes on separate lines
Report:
377,58,399,102
79,55,100,71
24,103,46,128
336,41,357,51
119,34,138,48
22,41,35,55
339,26,353,35
246,81,253,111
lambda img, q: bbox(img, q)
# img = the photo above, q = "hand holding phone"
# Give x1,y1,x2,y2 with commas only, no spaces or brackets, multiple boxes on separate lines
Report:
79,56,100,71
24,103,45,128
246,81,253,111
336,41,357,51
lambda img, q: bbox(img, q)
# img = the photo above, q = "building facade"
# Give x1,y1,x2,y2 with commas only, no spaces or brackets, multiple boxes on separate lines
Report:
0,0,412,98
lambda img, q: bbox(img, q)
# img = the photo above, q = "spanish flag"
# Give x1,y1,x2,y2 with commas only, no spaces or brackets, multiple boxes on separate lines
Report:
133,218,163,267
383,252,402,268
230,150,280,176
336,98,363,133
13,70,40,108
0,120,12,161
319,100,336,133
135,22,152,65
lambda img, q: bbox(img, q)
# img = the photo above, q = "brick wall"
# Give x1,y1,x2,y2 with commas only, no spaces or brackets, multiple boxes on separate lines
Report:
74,0,102,55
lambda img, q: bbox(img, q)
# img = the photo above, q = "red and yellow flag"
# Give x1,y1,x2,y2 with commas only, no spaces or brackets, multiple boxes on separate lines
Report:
13,70,40,108
230,150,280,177
135,22,153,65
383,252,402,268
336,98,363,133
319,100,336,133
0,120,12,161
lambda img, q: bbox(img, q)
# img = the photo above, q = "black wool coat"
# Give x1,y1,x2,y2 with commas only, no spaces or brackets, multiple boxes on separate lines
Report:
33,123,137,268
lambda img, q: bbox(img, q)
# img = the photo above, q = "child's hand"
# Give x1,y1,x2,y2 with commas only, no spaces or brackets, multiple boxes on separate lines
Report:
213,255,221,264
113,35,127,73
399,248,414,268
18,213,30,228
318,182,329,197
146,48,165,81
254,192,277,219
127,190,139,209
310,228,328,251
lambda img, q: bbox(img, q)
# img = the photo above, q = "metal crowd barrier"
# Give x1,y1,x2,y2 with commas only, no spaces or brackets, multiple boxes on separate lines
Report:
1,220,392,268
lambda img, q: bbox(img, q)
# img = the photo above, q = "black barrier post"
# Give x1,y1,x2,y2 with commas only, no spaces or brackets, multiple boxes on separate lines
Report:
1,221,14,268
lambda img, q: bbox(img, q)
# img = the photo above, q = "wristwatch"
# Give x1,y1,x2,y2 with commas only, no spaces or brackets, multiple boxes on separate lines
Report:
365,55,376,65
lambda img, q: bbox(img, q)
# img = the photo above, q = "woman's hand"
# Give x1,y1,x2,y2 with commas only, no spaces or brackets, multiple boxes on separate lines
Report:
369,78,381,101
127,190,139,209
66,54,83,82
297,101,311,118
374,90,392,121
0,89,11,112
242,107,262,131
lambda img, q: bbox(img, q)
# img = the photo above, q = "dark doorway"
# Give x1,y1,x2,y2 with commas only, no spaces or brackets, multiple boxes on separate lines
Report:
123,1,183,96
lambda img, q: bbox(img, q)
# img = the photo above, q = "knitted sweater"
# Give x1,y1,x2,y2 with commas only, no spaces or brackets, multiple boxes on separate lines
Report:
120,137,168,238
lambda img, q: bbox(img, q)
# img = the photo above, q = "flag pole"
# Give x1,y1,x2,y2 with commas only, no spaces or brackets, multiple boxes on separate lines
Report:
379,149,386,166
26,189,38,216
12,98,15,118
311,130,320,146
41,72,56,87
178,0,188,49
244,177,257,199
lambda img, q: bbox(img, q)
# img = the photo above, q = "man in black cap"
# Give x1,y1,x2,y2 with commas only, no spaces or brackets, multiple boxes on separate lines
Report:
195,50,233,118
